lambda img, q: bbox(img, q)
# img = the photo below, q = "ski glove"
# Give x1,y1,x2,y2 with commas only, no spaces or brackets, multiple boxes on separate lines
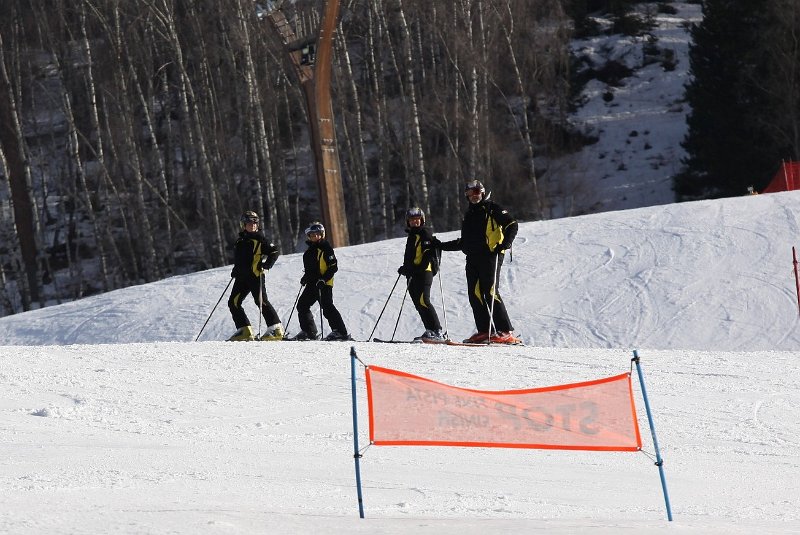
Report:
300,275,309,286
316,279,327,288
397,266,409,276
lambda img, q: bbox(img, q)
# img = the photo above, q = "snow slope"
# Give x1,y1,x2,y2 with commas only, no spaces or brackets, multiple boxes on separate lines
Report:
553,2,702,217
3,191,800,350
2,192,800,534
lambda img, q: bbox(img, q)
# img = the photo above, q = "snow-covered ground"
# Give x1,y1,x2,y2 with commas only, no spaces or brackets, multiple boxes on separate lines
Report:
552,2,702,217
2,191,800,533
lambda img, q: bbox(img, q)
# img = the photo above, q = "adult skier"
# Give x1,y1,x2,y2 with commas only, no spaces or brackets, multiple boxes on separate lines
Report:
227,211,284,341
290,222,352,341
398,207,445,342
437,180,519,343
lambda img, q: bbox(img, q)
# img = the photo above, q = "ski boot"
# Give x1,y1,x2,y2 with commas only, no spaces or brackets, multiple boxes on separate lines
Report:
228,326,255,341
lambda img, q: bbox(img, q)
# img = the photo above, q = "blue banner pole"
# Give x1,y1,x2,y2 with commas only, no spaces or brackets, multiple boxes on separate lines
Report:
632,349,673,521
350,346,365,518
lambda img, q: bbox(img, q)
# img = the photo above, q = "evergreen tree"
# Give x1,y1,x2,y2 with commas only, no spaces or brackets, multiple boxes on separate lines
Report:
675,0,780,199
757,0,800,165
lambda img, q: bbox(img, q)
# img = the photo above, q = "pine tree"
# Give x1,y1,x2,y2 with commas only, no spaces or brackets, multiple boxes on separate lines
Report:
675,0,781,199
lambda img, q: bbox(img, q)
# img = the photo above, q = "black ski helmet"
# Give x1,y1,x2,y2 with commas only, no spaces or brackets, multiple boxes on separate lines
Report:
405,207,425,226
464,179,485,199
240,210,260,230
305,221,325,239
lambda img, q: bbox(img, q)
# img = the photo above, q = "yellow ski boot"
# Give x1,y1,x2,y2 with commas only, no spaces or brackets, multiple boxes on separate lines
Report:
260,324,285,341
228,326,255,341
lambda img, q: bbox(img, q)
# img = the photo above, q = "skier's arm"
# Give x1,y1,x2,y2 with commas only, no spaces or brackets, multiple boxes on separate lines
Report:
435,236,461,252
261,240,280,270
398,235,415,276
419,230,438,272
321,243,338,282
231,238,247,277
492,205,518,252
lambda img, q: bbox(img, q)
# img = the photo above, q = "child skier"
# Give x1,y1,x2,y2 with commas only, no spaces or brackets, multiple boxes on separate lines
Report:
290,222,352,341
227,211,284,341
398,207,445,342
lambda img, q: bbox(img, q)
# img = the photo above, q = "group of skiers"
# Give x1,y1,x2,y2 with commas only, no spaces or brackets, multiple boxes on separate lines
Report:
226,179,520,345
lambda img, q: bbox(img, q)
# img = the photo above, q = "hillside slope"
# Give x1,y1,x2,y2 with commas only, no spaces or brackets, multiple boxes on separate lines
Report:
553,2,701,217
2,191,799,351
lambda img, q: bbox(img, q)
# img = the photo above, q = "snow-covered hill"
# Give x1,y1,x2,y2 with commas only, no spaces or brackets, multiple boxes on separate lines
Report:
2,192,800,533
4,190,800,351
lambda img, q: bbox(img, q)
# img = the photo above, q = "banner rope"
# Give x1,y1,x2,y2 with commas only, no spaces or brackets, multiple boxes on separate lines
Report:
639,447,658,463
356,442,373,458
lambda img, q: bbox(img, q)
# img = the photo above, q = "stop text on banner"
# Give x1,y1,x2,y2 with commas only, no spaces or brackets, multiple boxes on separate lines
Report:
366,366,642,451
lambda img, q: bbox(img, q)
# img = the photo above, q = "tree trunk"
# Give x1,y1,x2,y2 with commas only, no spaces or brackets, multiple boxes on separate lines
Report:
366,2,391,237
336,30,372,243
397,0,430,216
0,30,39,308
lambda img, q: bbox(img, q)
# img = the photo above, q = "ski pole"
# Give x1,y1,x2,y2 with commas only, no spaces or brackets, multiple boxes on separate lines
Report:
436,250,449,339
487,253,500,342
284,283,305,331
318,284,325,339
390,280,410,341
258,272,264,337
367,273,402,341
793,246,800,316
195,277,234,342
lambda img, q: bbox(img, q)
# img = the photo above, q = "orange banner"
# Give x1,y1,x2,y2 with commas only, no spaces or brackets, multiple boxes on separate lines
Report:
366,366,642,451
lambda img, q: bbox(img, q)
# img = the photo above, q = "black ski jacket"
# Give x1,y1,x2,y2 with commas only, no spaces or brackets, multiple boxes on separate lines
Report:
300,239,339,287
232,230,279,279
401,226,439,276
440,199,518,256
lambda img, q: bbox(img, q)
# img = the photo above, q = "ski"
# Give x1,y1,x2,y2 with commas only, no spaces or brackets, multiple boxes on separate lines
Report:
227,337,285,342
286,336,354,342
419,338,448,345
372,338,453,345
447,338,524,347
372,338,422,344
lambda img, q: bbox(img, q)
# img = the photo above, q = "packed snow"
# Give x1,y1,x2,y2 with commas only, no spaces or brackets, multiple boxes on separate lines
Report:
2,191,800,534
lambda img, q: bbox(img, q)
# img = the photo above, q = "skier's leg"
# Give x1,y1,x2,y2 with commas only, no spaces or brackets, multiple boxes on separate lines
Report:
482,254,513,333
319,284,348,335
466,257,490,333
253,285,281,326
410,273,441,331
296,285,319,336
228,278,251,328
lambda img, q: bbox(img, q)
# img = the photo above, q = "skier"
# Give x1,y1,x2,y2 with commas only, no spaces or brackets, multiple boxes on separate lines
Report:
398,207,445,342
436,180,520,344
227,211,284,341
290,222,352,341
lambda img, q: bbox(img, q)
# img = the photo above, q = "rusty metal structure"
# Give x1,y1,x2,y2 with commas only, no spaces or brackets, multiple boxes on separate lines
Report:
265,0,349,247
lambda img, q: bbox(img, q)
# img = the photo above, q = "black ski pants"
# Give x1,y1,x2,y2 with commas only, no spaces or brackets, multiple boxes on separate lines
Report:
297,283,348,336
407,272,441,332
228,275,281,329
465,253,513,333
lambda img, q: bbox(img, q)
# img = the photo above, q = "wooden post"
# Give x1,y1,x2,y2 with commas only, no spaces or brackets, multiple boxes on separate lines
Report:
266,1,349,247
